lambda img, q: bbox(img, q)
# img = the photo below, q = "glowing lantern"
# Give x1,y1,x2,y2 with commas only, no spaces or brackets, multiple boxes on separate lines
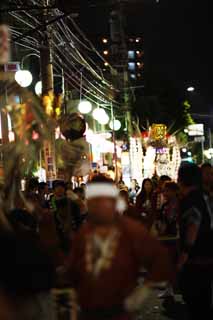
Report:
109,119,121,131
35,81,42,96
78,100,92,114
15,70,33,87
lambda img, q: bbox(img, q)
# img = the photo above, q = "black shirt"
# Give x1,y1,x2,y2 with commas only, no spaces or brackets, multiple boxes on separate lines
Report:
180,189,213,258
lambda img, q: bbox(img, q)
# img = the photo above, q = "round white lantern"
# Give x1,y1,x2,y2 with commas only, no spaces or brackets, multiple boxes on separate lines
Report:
97,112,109,125
35,81,42,96
78,100,92,114
92,108,106,121
109,119,121,131
15,70,33,88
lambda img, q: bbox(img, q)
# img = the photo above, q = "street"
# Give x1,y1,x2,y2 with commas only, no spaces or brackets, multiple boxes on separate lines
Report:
140,289,188,320
54,287,188,320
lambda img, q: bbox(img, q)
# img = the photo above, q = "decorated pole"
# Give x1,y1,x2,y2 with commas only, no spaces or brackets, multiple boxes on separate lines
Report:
40,0,57,181
0,5,10,178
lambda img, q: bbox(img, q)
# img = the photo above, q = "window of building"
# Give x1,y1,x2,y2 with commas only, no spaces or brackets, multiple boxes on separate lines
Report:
128,62,136,71
128,50,135,59
138,62,144,69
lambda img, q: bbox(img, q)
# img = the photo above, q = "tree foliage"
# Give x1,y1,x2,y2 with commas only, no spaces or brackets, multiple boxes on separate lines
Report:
132,77,194,134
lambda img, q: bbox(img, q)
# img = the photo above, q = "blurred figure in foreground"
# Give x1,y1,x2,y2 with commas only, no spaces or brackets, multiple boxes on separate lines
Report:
201,163,212,194
63,175,173,320
0,208,55,320
178,163,213,319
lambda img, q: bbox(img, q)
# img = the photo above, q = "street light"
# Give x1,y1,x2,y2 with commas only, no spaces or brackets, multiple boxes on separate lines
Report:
15,52,40,88
78,100,92,114
15,70,33,88
182,148,187,153
187,86,195,92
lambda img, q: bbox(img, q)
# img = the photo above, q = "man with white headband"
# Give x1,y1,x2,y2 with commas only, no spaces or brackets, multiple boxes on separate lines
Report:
65,175,173,320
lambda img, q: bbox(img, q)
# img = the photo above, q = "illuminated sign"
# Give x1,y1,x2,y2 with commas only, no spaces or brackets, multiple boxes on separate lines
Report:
188,124,204,137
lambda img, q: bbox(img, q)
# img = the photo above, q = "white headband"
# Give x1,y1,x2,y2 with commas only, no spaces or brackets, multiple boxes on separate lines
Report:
86,183,119,199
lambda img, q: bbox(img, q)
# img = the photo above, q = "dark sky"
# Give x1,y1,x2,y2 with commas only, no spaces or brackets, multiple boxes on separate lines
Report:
74,0,213,111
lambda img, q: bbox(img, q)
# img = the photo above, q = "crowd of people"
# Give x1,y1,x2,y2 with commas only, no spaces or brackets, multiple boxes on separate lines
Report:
0,162,213,319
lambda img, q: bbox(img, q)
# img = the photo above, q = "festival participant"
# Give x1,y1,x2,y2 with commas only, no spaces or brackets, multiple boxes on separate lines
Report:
119,190,140,220
38,182,49,205
129,179,140,204
50,180,83,254
74,187,85,201
73,187,88,217
178,163,213,319
201,163,212,194
152,175,171,214
136,178,154,228
117,180,128,192
157,182,180,299
158,182,179,237
63,175,173,320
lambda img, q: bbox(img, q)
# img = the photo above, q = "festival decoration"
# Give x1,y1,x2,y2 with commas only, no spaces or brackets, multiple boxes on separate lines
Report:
59,113,86,141
129,137,143,187
0,25,10,65
150,124,167,141
57,113,90,180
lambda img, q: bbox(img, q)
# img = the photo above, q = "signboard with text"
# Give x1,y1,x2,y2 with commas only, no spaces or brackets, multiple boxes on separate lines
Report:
188,124,204,137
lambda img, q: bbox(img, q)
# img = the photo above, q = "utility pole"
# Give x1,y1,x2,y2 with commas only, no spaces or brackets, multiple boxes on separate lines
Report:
40,0,54,95
109,1,133,183
0,2,10,180
40,0,56,182
110,1,132,131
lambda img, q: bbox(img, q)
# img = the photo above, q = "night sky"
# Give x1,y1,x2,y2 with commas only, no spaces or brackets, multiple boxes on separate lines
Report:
70,0,213,113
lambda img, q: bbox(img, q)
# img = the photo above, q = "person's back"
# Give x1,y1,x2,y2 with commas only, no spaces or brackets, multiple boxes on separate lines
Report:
178,162,213,319
0,229,55,320
180,188,213,259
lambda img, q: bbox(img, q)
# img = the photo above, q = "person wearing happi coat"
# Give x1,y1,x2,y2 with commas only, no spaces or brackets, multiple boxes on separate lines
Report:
61,175,174,320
